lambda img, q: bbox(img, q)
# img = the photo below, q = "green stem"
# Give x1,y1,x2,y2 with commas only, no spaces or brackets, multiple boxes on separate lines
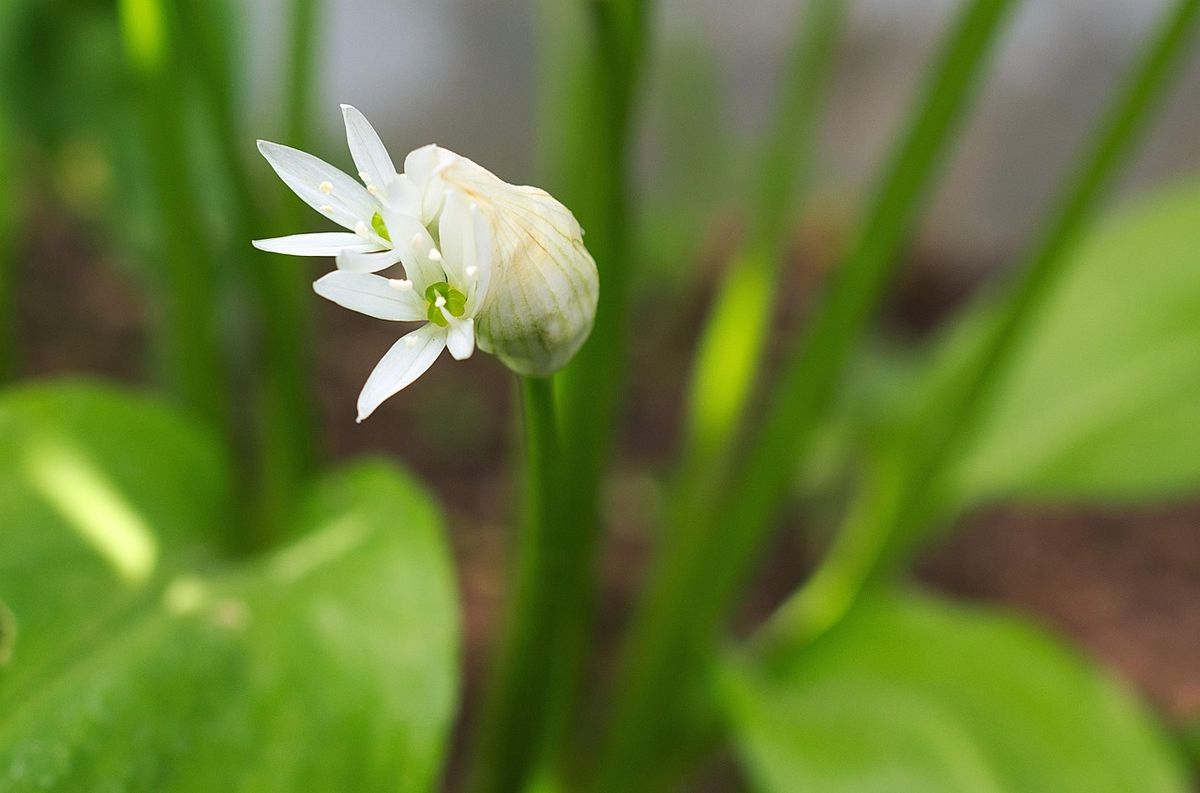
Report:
557,0,648,483
0,118,16,383
470,376,571,793
526,0,649,783
679,0,845,473
285,0,319,154
117,0,229,433
594,2,1018,789
174,0,318,543
760,0,1200,661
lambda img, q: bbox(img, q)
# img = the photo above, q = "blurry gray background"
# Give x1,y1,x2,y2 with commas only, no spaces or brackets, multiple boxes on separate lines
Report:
246,0,1200,269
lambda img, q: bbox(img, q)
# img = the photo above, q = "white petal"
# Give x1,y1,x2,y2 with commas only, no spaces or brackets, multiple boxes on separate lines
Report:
469,206,493,313
404,144,442,190
385,173,423,218
252,232,379,257
336,247,405,274
258,140,377,231
357,324,447,421
438,190,472,288
382,208,445,291
341,105,397,197
404,144,451,221
446,317,475,360
313,271,426,321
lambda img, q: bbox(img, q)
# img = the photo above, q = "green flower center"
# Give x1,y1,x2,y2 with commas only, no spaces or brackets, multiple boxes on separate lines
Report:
371,211,391,243
425,281,467,327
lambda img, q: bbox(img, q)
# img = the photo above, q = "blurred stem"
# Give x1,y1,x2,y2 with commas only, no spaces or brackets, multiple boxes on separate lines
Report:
557,0,649,478
527,0,650,784
0,119,16,382
759,0,1200,662
679,0,844,475
175,0,318,545
594,1,1018,789
1180,721,1200,769
0,5,15,384
470,376,569,793
117,0,229,432
286,0,319,154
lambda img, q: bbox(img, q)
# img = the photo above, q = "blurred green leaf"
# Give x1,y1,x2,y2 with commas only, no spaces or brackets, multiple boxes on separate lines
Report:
727,594,1188,793
0,381,459,791
0,380,231,689
926,181,1200,505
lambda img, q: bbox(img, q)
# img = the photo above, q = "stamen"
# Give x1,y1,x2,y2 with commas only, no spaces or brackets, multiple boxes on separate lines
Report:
354,221,370,238
367,185,379,195
318,181,334,195
388,279,412,291
428,248,442,262
319,205,335,214
404,335,418,347
466,266,479,278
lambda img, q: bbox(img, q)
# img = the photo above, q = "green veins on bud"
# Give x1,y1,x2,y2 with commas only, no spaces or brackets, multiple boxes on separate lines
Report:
430,152,600,377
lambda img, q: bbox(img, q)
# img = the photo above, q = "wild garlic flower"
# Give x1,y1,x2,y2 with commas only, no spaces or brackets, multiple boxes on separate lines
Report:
414,151,598,377
253,105,437,270
253,105,597,419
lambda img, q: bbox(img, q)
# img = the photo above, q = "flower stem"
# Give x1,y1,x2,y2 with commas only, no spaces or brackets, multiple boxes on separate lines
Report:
594,1,1018,789
117,0,230,434
758,0,1200,663
470,375,571,793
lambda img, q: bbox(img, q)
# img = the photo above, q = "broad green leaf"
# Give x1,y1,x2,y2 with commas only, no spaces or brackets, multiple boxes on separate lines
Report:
0,381,459,791
932,182,1200,504
0,380,231,701
726,594,1188,793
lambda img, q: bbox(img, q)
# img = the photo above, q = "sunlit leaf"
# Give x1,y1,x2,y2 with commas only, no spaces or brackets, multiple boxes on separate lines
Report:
0,382,459,791
726,594,1188,793
933,182,1200,505
0,380,230,698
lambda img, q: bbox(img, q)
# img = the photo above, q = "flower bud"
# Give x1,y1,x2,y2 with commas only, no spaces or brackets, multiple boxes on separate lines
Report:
430,151,598,377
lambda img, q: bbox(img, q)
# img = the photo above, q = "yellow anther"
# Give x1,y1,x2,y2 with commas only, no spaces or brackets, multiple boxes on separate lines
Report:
319,181,334,195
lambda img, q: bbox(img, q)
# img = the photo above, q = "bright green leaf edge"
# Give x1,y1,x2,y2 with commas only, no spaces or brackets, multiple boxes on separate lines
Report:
725,592,1190,793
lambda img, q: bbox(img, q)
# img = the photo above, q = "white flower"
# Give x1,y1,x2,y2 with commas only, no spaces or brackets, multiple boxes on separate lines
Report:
252,104,443,274
410,148,599,376
313,190,492,422
253,105,598,419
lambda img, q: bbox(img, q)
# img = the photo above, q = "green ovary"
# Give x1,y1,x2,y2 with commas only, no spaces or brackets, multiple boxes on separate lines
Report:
371,212,391,243
425,281,467,326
